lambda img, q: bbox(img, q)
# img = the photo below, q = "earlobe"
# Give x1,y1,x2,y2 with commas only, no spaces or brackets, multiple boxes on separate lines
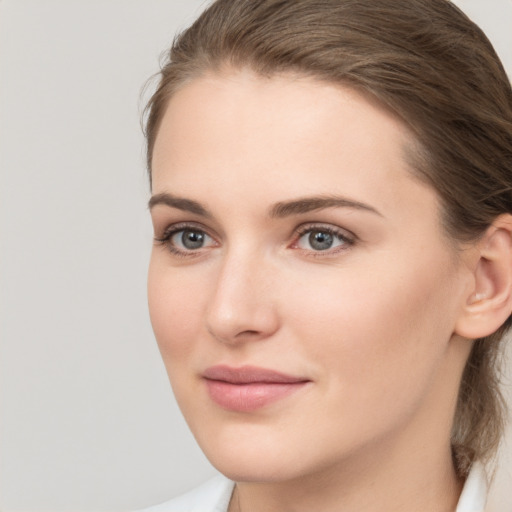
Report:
455,215,512,339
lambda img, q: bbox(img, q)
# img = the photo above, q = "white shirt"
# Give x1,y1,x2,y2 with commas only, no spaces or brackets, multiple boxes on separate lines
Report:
139,462,488,512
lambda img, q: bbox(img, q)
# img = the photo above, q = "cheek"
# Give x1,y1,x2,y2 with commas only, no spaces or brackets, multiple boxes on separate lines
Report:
283,253,459,404
147,257,206,361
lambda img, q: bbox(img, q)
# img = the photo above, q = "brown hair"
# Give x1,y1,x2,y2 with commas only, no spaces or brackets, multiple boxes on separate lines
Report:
143,0,512,476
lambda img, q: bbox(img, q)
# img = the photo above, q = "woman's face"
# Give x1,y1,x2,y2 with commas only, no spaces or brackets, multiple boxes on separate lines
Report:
148,70,473,482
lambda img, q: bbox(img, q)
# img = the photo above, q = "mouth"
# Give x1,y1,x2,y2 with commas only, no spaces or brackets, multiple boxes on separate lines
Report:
202,365,311,412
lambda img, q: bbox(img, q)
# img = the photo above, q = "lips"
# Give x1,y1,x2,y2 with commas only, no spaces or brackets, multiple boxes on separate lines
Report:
202,365,310,412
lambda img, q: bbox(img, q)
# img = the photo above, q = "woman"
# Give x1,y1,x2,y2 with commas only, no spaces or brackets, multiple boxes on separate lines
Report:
141,0,512,510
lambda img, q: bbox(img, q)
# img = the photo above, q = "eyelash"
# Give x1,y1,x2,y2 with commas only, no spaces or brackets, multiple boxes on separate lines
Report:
292,224,356,256
154,222,215,259
154,222,356,258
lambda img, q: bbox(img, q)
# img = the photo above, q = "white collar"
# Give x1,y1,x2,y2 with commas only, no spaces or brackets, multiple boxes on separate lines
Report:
140,461,488,512
456,461,488,512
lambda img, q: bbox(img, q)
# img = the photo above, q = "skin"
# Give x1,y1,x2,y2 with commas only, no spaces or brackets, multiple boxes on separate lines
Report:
148,69,481,512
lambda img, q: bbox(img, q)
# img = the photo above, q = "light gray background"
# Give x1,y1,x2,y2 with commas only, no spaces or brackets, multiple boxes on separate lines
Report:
1,1,511,511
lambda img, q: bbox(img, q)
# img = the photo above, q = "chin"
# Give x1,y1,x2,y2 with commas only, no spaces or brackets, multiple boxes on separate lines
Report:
207,450,307,483
190,418,355,486
191,423,311,483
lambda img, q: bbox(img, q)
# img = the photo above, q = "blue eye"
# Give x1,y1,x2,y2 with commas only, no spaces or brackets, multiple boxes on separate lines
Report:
154,225,217,256
170,229,215,251
296,227,352,252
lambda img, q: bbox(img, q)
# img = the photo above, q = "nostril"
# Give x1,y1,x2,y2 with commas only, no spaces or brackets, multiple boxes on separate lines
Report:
238,330,260,336
232,329,264,341
206,323,275,345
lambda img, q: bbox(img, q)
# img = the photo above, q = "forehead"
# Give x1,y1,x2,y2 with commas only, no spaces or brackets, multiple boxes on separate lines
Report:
151,69,439,224
153,68,413,158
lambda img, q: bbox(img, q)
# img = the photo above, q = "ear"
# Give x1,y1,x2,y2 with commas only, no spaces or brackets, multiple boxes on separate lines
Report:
455,214,512,339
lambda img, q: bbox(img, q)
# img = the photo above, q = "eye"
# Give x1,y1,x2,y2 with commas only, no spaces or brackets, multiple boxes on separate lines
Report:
171,229,213,250
294,226,354,252
154,225,217,256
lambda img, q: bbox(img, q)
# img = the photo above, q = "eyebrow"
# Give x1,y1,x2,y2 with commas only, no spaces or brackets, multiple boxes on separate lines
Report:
148,192,382,218
148,192,213,218
269,195,383,218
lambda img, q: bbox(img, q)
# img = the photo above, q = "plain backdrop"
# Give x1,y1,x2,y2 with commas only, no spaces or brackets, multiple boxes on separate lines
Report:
1,1,511,511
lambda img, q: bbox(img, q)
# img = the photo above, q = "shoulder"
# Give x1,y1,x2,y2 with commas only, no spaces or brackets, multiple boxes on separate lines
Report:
136,475,235,512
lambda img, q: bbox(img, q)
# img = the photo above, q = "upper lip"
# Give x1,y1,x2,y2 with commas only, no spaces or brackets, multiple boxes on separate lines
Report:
202,365,309,384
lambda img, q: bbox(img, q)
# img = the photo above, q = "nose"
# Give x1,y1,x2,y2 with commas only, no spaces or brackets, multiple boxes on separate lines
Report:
205,251,280,345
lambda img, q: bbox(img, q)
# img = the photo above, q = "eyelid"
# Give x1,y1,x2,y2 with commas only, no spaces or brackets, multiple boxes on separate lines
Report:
154,221,214,240
292,222,356,240
289,222,356,253
154,221,219,257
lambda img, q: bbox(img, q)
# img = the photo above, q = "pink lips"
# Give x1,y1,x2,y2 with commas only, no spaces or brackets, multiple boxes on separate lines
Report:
203,365,310,412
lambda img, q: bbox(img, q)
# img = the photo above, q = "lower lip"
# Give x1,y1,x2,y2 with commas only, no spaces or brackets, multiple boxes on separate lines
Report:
204,379,309,412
